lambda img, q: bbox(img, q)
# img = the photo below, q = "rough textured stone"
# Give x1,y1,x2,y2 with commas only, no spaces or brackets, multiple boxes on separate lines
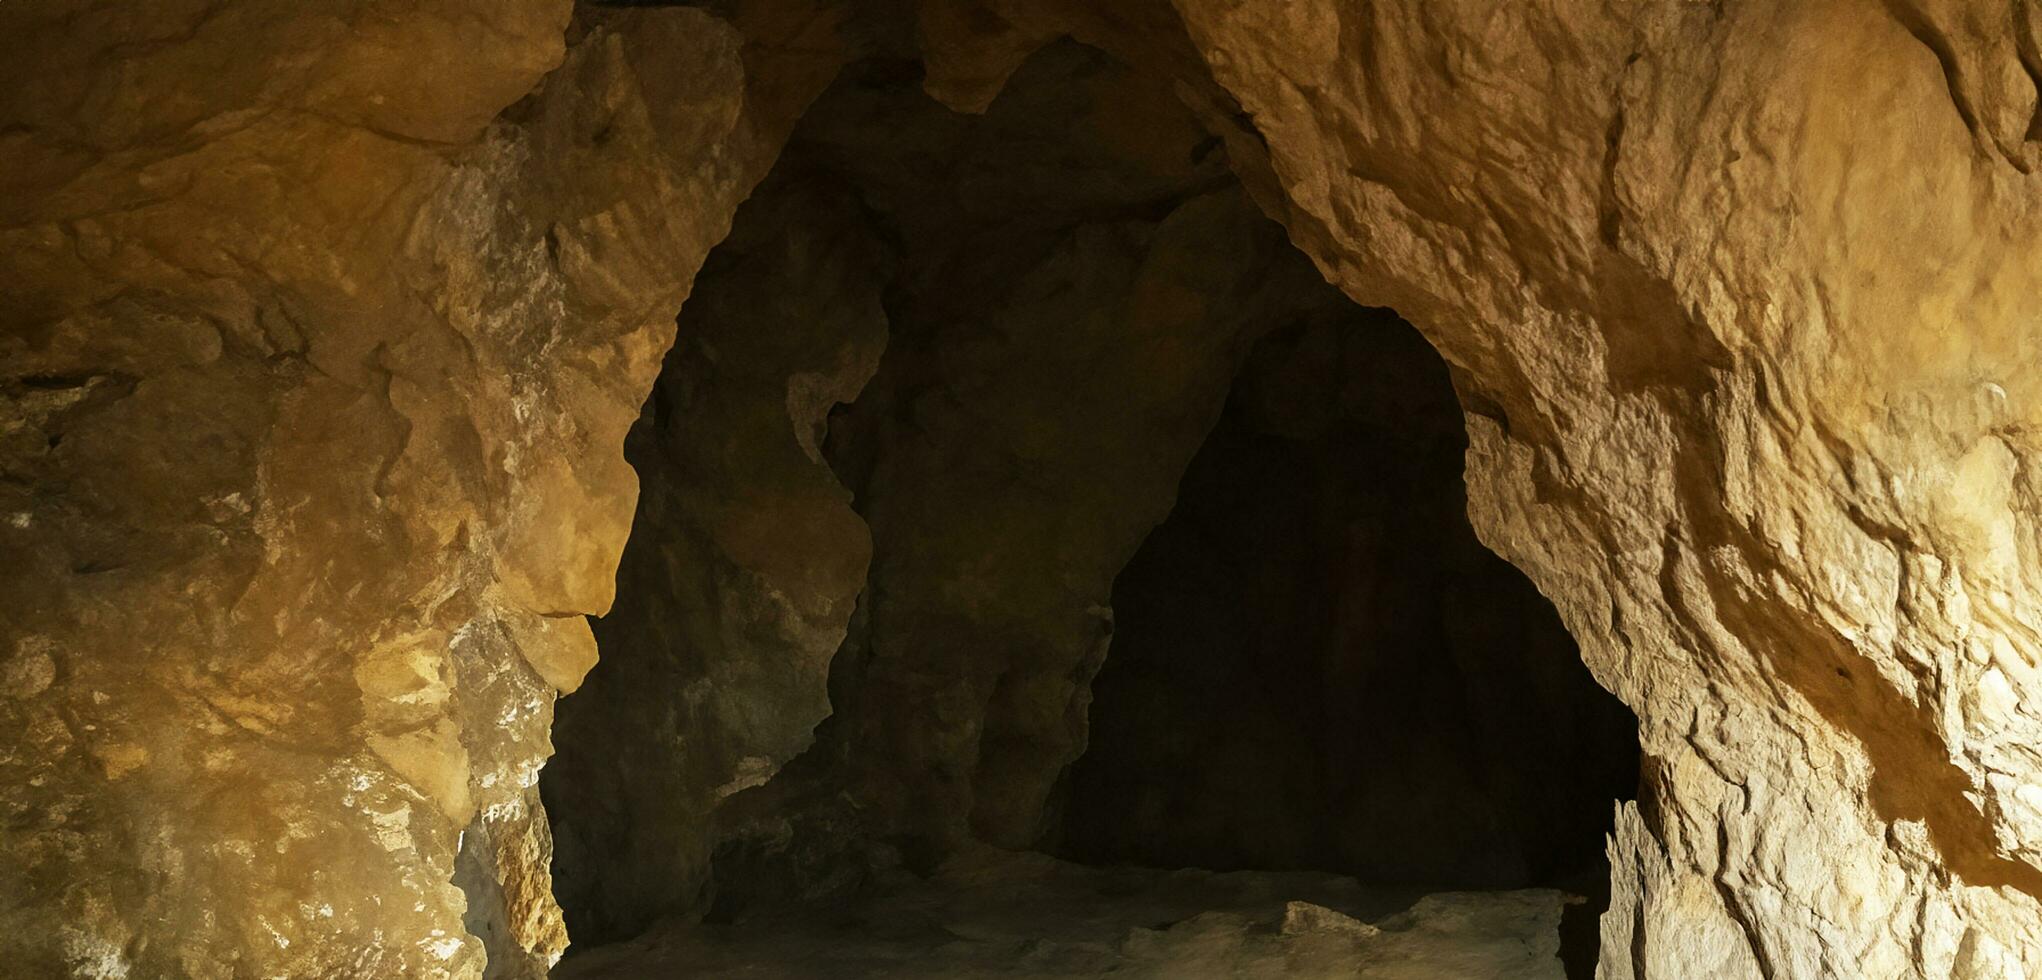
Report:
1,2,843,975
1148,0,2042,974
543,164,886,947
805,60,1313,859
543,40,1346,934
669,45,1356,915
11,0,2042,976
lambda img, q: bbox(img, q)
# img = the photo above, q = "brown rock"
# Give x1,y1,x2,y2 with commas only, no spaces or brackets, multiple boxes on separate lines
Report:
1163,0,2042,971
1,1,844,975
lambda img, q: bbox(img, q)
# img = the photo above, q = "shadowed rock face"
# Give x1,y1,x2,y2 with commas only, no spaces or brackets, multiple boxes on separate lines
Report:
1061,311,1639,890
547,40,1355,932
9,0,2042,976
791,45,1320,865
552,29,1636,962
541,163,888,948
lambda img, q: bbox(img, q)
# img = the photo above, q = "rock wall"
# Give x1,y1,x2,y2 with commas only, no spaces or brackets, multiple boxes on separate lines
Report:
541,164,887,946
0,2,843,975
558,41,1349,924
1060,310,1638,890
665,0,2042,972
1142,0,2042,974
902,0,2042,972
8,0,2042,976
793,44,1320,860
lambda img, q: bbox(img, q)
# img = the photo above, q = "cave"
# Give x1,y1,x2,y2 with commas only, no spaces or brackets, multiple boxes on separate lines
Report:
13,1,2042,978
538,38,1640,977
1058,312,1640,893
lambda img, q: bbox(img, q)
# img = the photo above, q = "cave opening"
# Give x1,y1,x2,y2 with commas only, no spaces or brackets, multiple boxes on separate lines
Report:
543,34,1641,979
1052,307,1642,977
1057,306,1642,895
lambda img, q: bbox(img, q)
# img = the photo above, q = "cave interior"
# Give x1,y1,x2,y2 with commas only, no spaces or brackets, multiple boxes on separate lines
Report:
537,33,1640,980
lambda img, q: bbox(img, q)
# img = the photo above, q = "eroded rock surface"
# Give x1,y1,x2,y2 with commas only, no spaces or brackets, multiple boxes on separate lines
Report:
8,0,2042,976
801,48,1320,861
2,2,844,975
542,165,887,947
1145,0,2042,974
570,0,2042,972
652,44,1372,919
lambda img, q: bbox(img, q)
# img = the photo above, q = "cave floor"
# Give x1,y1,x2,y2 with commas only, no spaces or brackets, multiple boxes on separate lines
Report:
553,847,1581,979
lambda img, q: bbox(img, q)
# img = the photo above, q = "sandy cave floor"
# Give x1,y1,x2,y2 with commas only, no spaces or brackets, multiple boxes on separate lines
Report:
552,848,1585,979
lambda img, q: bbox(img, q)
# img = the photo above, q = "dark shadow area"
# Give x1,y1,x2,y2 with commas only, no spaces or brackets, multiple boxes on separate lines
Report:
547,31,1638,978
1054,310,1640,971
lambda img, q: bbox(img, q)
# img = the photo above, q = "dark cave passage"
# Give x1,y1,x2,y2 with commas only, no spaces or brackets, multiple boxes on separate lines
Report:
1057,311,1640,892
544,34,1642,978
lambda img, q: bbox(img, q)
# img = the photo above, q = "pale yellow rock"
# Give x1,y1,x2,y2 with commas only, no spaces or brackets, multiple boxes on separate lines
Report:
504,608,602,696
1282,900,1381,939
91,743,148,781
368,720,476,827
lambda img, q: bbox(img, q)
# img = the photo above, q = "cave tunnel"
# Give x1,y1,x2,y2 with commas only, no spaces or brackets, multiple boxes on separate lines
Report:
540,35,1641,980
1057,309,1641,895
